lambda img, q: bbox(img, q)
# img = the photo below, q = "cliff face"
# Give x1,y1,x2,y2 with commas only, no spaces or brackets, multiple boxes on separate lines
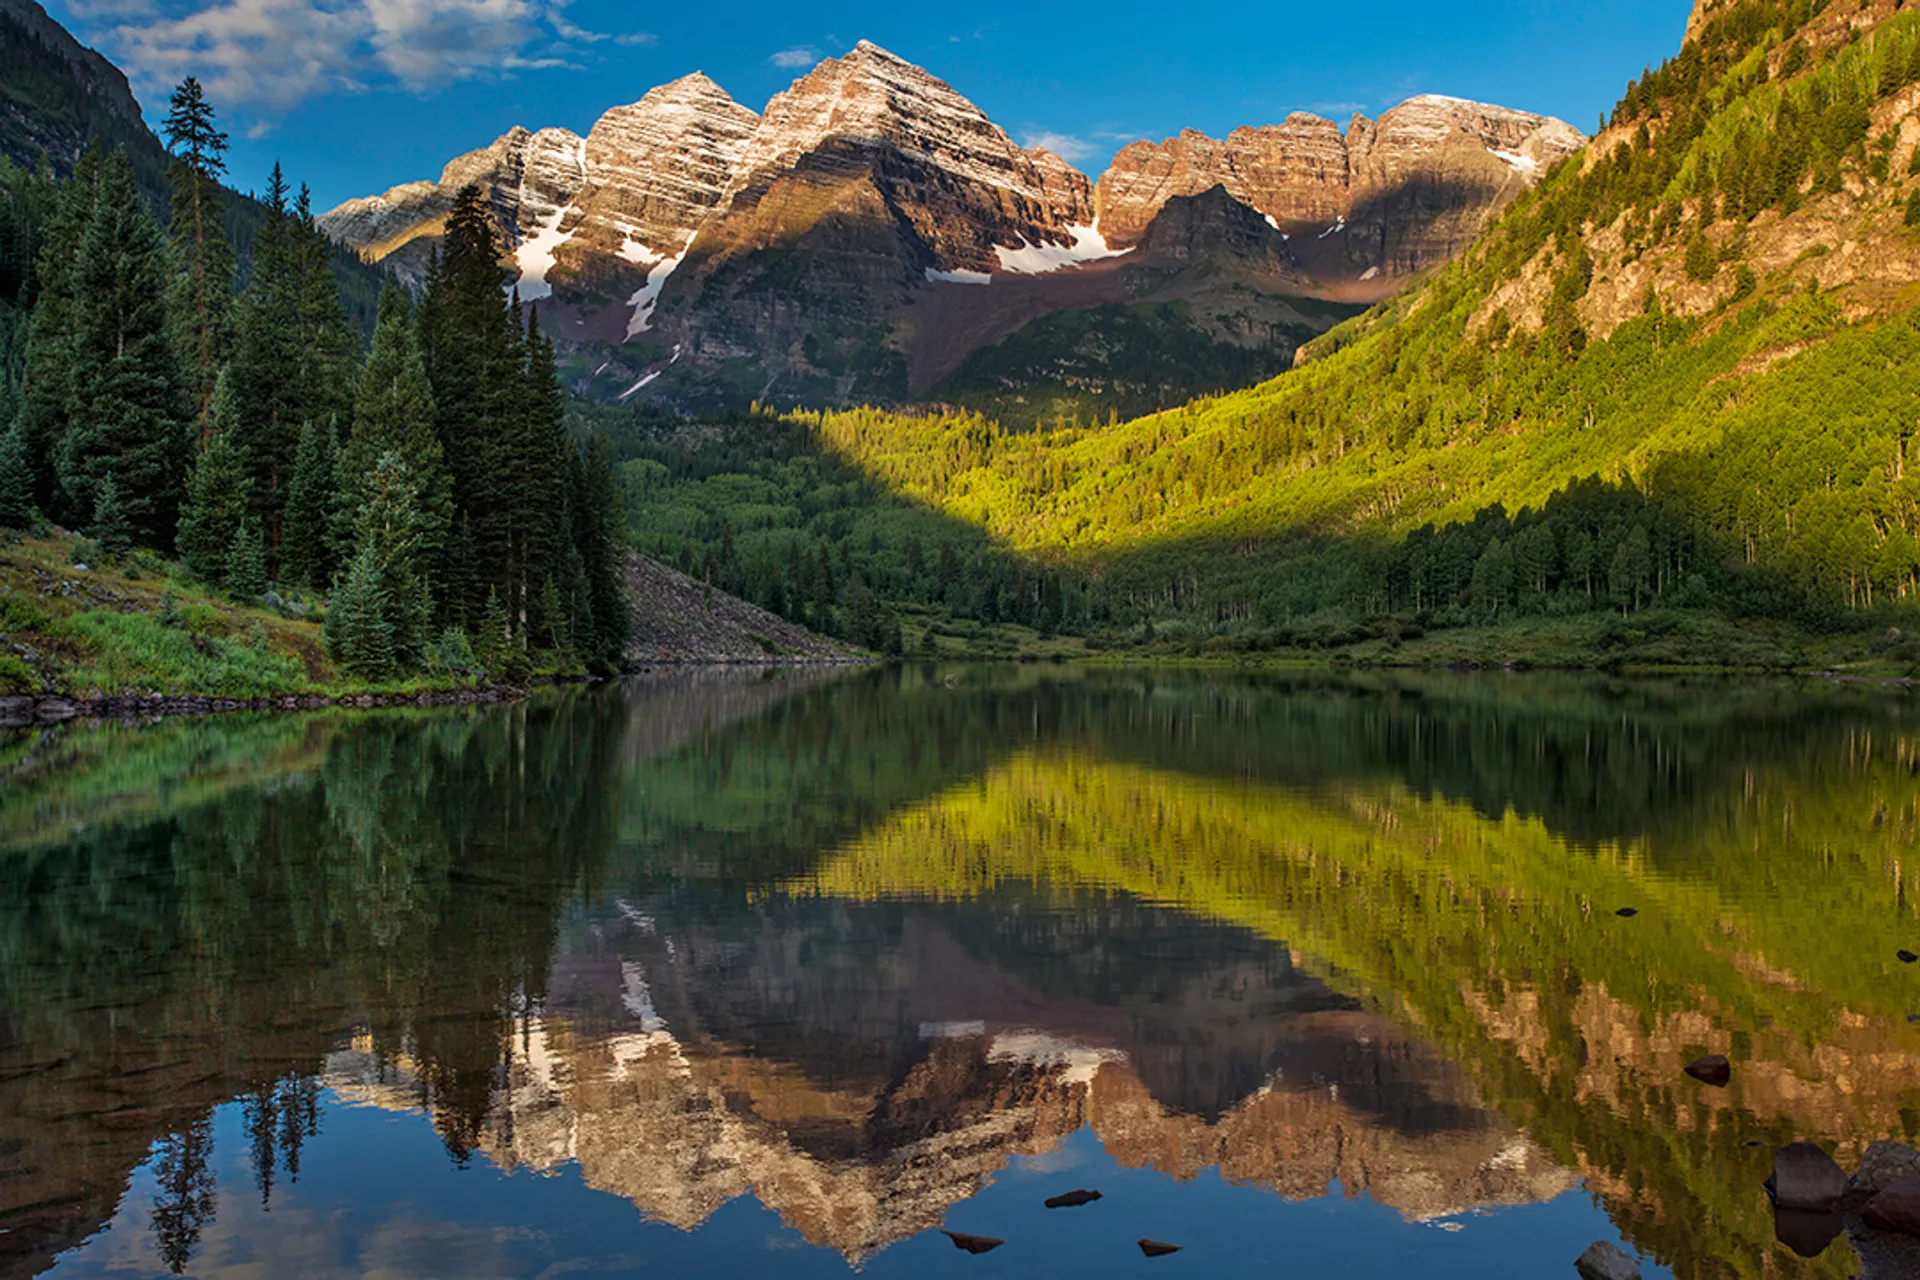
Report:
1097,96,1586,285
317,44,1582,411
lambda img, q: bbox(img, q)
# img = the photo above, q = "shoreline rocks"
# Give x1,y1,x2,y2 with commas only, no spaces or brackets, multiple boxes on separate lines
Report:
1766,1142,1850,1211
1574,1240,1641,1280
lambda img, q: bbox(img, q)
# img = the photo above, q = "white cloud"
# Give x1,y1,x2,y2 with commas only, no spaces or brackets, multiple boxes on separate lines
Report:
1020,129,1096,164
768,45,817,69
80,0,637,114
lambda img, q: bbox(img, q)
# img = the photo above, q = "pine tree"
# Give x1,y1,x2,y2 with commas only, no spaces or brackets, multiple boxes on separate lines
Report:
475,587,510,675
338,451,434,665
91,474,131,556
227,165,298,554
56,149,188,548
577,434,630,666
0,418,34,528
323,544,396,679
16,146,100,518
176,372,251,583
418,184,517,624
226,516,266,598
161,77,234,433
335,287,446,570
281,419,336,590
497,304,566,643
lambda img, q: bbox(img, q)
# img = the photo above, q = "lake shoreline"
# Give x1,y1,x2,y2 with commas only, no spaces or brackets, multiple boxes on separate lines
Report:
0,658,877,727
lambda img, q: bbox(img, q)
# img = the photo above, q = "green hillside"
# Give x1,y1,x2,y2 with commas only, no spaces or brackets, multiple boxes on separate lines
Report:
641,0,1920,666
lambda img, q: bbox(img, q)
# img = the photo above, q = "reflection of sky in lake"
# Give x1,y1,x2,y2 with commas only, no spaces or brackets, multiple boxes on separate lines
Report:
49,1103,1658,1280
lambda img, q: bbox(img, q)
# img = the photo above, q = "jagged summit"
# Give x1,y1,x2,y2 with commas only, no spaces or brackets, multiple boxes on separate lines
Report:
316,42,1582,408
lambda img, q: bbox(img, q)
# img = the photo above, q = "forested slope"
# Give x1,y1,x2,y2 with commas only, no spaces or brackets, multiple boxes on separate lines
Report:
677,0,1920,652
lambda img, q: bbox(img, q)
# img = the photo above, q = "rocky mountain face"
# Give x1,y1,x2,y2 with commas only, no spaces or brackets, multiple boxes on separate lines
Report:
319,43,1583,411
0,0,153,176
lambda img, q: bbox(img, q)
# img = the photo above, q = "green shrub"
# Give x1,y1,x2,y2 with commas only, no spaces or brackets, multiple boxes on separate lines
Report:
0,595,53,633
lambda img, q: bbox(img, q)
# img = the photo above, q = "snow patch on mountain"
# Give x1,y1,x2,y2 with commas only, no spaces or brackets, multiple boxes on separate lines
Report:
1490,148,1539,178
994,223,1130,275
514,208,577,301
625,235,696,338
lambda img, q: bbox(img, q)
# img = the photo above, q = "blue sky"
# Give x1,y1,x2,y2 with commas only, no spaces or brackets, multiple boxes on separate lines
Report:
46,0,1695,212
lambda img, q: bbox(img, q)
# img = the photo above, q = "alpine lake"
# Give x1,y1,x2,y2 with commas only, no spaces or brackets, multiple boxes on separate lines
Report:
4,665,1920,1280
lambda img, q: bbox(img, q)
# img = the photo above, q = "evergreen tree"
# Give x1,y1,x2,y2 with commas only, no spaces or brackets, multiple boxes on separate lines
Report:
55,149,188,547
339,451,433,665
281,419,336,590
499,304,566,643
335,287,445,569
176,372,250,582
227,166,297,552
418,185,516,624
0,418,34,528
577,433,630,666
15,146,100,517
91,473,131,556
323,544,395,679
226,515,266,598
161,77,234,432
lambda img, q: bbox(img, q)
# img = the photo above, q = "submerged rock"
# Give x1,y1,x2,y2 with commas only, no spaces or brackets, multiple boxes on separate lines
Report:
1854,1142,1920,1196
1683,1054,1731,1087
1574,1240,1641,1280
1615,908,1639,918
1138,1239,1183,1258
1044,1189,1103,1209
1899,950,1918,964
1863,1179,1920,1236
1767,1142,1850,1211
941,1231,1005,1255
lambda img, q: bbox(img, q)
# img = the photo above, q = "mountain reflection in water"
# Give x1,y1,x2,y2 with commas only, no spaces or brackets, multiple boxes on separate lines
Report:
2,666,1919,1279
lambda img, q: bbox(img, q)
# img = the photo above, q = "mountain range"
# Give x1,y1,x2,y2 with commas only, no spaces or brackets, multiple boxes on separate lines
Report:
317,43,1583,415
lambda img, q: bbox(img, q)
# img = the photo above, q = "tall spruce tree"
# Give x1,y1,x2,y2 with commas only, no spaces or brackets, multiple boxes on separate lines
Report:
161,77,234,433
227,165,297,555
0,417,35,528
176,370,250,582
15,146,100,518
54,149,189,547
335,286,446,571
418,184,516,626
340,451,433,666
502,304,566,644
577,433,630,666
281,419,336,590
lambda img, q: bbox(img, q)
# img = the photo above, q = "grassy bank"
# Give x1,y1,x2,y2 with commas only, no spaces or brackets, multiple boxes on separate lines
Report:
1079,607,1920,677
0,532,554,701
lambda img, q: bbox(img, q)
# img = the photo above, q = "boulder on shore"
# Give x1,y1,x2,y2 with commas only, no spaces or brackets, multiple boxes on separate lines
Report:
1574,1240,1641,1280
1854,1142,1920,1196
1863,1179,1920,1236
1767,1142,1849,1211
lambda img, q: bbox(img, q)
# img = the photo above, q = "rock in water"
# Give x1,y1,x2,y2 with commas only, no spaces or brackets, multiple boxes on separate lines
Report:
1684,1054,1732,1087
1616,908,1639,918
1856,1142,1920,1195
1574,1241,1641,1280
1044,1189,1103,1209
1864,1179,1920,1236
941,1231,1005,1255
1899,950,1918,964
1767,1142,1850,1211
1138,1239,1183,1258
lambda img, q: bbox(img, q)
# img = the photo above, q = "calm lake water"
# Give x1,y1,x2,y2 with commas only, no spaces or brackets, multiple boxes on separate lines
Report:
3,666,1919,1279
